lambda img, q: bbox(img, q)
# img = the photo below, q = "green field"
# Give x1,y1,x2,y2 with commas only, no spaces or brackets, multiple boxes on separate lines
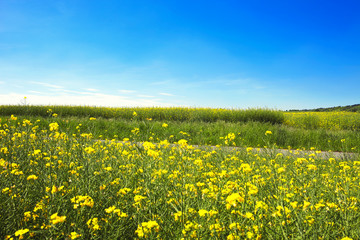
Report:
1,105,360,152
1,106,359,239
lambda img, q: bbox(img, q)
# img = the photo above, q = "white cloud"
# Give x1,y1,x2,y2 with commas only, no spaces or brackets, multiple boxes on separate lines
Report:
137,94,155,98
31,81,64,89
0,93,177,107
28,90,45,94
150,80,173,85
159,92,175,96
118,90,137,94
85,88,99,92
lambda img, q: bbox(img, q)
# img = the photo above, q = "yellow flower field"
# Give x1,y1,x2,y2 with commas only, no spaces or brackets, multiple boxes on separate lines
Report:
1,115,359,239
284,112,360,131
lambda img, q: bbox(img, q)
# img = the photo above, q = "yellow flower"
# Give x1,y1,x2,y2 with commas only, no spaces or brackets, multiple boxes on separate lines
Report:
147,149,160,158
134,195,146,203
307,164,317,171
240,163,252,173
117,188,131,195
246,231,254,239
255,201,268,211
162,123,168,128
246,183,258,195
104,166,112,171
89,117,96,120
105,206,117,213
49,122,59,131
87,217,100,230
33,149,41,155
15,229,29,237
290,201,298,209
133,111,137,117
50,212,66,224
27,175,38,180
198,209,208,217
244,212,254,220
227,233,240,240
177,139,188,146
226,193,244,209
174,211,182,221
84,147,95,154
341,237,353,240
70,232,81,239
2,187,10,194
265,130,272,136
303,201,311,211
71,195,94,208
135,220,160,238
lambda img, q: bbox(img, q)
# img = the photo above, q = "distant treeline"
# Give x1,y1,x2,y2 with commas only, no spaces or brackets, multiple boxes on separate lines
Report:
288,104,360,112
0,105,285,124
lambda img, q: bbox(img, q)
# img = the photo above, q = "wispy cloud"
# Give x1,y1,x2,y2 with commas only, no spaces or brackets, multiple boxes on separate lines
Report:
31,81,64,89
137,94,155,98
0,93,177,107
84,88,99,92
159,92,175,96
118,90,137,94
28,90,45,94
150,80,173,86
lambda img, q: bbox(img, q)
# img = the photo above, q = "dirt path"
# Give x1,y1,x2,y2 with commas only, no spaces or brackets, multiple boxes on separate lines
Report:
97,139,359,160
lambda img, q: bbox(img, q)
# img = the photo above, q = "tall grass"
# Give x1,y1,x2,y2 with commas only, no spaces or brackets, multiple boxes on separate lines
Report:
284,112,360,131
3,115,359,152
0,105,285,124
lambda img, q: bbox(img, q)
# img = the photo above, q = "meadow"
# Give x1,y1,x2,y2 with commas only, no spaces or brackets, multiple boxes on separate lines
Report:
1,106,360,239
1,105,360,152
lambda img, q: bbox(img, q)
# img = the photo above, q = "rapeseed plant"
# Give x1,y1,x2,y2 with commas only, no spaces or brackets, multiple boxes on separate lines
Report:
1,115,359,239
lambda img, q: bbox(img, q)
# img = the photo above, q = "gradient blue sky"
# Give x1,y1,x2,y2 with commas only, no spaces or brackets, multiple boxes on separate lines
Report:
1,0,359,110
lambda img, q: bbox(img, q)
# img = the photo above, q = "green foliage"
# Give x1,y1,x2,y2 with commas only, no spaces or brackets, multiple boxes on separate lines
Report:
0,105,285,124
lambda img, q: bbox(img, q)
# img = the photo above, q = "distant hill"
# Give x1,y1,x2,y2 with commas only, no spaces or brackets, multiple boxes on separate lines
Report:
288,104,360,112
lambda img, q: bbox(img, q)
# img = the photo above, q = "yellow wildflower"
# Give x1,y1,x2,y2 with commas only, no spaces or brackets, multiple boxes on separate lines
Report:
14,229,29,237
49,122,59,131
303,201,311,211
84,147,95,154
198,209,208,217
70,232,81,239
105,206,117,213
87,217,100,231
50,213,66,224
226,193,244,209
27,175,38,180
265,130,272,136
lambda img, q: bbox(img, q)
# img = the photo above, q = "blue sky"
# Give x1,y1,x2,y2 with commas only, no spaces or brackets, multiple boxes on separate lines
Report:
1,0,359,110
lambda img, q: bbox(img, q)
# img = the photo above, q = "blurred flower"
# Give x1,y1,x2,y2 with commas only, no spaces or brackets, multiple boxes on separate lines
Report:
70,232,81,239
50,213,66,224
49,122,59,131
15,229,29,237
27,175,38,180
